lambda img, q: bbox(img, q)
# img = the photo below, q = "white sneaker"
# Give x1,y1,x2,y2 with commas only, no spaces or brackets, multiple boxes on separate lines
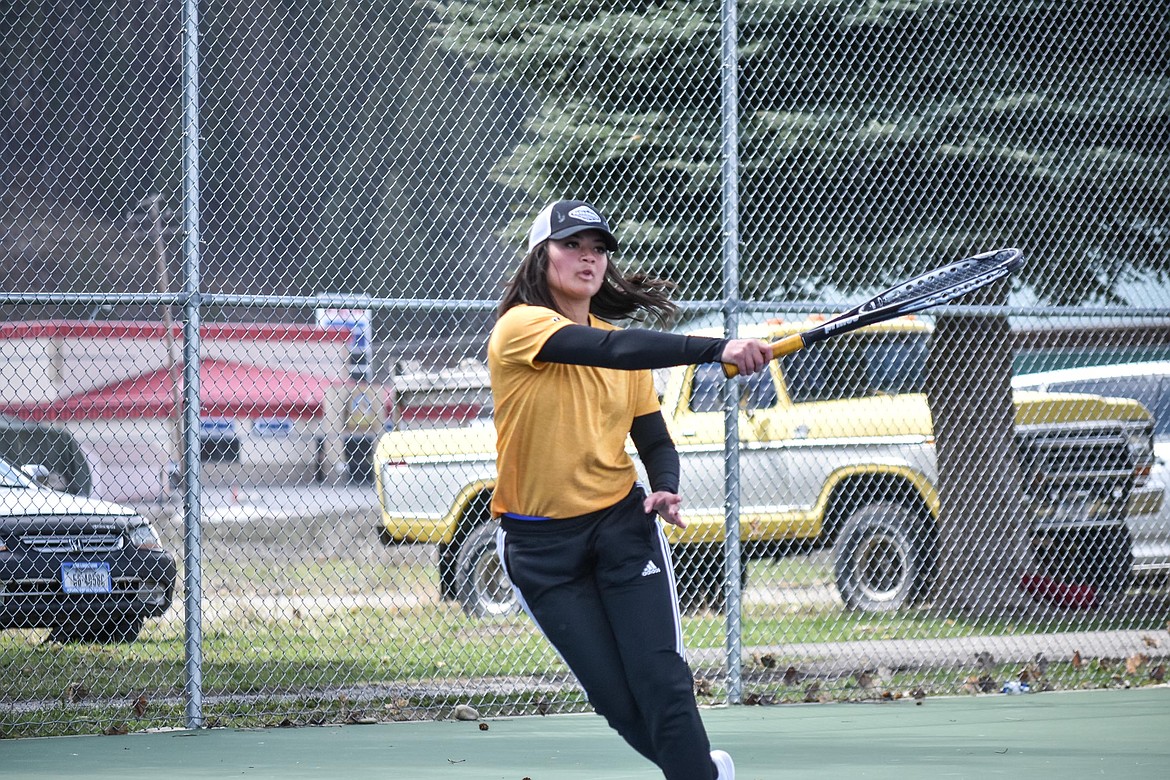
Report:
711,749,735,780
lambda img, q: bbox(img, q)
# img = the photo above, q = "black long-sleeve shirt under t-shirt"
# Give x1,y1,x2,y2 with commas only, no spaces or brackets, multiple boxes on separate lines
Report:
534,325,728,495
536,325,727,370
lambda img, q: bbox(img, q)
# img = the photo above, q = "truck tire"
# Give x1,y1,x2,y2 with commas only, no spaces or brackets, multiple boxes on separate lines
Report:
1031,523,1134,602
1087,525,1135,597
834,502,932,612
455,522,520,618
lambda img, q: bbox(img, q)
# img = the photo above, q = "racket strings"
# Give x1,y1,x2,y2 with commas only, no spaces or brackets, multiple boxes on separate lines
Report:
862,250,1020,313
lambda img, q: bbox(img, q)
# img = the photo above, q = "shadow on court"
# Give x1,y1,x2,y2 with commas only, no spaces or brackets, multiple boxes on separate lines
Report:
5,688,1167,779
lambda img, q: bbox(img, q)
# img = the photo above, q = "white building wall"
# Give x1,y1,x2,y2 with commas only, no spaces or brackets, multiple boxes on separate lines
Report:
58,336,173,397
0,338,59,403
1,323,356,499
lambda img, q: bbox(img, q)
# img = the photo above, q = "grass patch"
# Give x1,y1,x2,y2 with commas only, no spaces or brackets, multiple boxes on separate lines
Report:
4,600,1164,698
4,577,1168,737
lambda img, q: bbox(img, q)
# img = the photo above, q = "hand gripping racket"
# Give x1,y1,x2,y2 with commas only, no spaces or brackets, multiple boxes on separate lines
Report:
724,247,1024,377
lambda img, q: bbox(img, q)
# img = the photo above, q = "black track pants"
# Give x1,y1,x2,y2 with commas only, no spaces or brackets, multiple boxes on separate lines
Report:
498,488,717,780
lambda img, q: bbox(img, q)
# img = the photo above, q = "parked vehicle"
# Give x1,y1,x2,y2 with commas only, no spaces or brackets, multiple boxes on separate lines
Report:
375,318,1158,615
1013,361,1170,575
0,455,176,642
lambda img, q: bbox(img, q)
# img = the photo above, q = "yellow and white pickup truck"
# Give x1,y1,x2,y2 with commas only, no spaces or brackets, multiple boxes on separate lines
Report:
374,318,1160,616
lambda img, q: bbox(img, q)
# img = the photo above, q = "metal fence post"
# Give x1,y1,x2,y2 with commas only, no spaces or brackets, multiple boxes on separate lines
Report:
720,0,743,706
181,0,205,730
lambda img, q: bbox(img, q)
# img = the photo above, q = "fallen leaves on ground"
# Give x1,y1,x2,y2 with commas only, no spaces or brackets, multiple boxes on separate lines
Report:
62,682,89,703
1125,653,1150,675
803,681,829,703
743,691,776,706
964,674,997,694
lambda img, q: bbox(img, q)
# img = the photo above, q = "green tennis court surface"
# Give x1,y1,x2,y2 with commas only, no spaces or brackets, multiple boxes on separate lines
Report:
5,688,1167,779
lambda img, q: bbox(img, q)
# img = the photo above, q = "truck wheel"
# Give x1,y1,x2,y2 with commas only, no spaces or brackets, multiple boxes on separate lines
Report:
834,502,932,612
455,522,519,618
673,544,716,612
376,523,395,546
438,542,458,602
1031,524,1133,602
1087,525,1134,597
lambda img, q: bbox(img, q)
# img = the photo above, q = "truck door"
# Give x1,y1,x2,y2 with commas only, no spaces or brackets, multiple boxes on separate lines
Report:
680,362,790,522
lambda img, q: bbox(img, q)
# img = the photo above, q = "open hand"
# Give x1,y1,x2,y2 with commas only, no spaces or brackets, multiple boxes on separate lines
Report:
644,491,684,528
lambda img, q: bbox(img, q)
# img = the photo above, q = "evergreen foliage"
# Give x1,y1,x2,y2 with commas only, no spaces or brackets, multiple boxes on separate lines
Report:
1,1,1165,304
437,0,1169,302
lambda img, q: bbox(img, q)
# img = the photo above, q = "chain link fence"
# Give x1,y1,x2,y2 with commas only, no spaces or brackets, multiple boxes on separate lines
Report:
2,0,1168,737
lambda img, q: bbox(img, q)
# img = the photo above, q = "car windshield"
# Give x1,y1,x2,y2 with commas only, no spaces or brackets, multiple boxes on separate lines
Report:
782,332,929,403
0,457,32,488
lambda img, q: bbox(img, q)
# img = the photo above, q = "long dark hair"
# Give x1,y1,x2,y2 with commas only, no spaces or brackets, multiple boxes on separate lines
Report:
498,244,679,325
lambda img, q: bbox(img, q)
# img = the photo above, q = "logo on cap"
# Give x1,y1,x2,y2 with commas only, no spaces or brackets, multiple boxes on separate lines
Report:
565,205,604,225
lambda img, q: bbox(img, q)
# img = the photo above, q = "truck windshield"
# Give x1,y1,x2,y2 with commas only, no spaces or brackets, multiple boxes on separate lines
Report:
689,363,780,413
783,332,929,403
1045,375,1170,437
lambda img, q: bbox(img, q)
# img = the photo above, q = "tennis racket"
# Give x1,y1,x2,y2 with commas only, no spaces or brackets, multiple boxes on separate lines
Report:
724,247,1023,377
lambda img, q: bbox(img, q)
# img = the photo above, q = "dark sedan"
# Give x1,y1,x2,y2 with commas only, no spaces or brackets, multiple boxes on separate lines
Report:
0,456,175,643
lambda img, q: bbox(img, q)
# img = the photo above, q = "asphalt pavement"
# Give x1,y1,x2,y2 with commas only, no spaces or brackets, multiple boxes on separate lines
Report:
138,478,380,524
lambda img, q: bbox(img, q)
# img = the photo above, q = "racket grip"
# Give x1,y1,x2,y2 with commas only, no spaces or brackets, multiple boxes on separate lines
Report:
770,333,806,358
722,334,805,377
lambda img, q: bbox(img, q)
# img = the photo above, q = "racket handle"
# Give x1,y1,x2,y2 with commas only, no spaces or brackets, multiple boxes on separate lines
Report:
722,334,805,377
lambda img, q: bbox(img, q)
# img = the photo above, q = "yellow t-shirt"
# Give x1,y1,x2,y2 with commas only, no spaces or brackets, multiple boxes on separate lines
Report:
488,304,661,519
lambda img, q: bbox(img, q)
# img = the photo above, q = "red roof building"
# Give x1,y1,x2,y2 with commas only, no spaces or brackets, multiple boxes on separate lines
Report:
0,359,342,422
0,321,359,496
0,320,351,420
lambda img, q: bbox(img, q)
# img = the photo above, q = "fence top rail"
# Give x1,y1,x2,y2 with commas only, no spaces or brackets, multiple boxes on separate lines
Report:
2,292,1168,320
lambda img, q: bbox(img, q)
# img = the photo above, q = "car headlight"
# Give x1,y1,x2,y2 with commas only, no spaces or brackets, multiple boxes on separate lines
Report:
1124,422,1156,483
128,521,164,550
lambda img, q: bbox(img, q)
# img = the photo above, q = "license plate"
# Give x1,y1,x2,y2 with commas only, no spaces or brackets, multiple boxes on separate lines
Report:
61,562,112,594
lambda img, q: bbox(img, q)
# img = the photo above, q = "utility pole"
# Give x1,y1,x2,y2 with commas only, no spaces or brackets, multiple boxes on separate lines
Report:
131,195,182,496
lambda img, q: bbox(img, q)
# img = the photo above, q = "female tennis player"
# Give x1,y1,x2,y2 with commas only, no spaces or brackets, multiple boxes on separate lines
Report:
488,199,771,779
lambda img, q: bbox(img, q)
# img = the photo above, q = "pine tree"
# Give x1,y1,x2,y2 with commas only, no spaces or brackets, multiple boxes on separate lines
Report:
436,0,1168,303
